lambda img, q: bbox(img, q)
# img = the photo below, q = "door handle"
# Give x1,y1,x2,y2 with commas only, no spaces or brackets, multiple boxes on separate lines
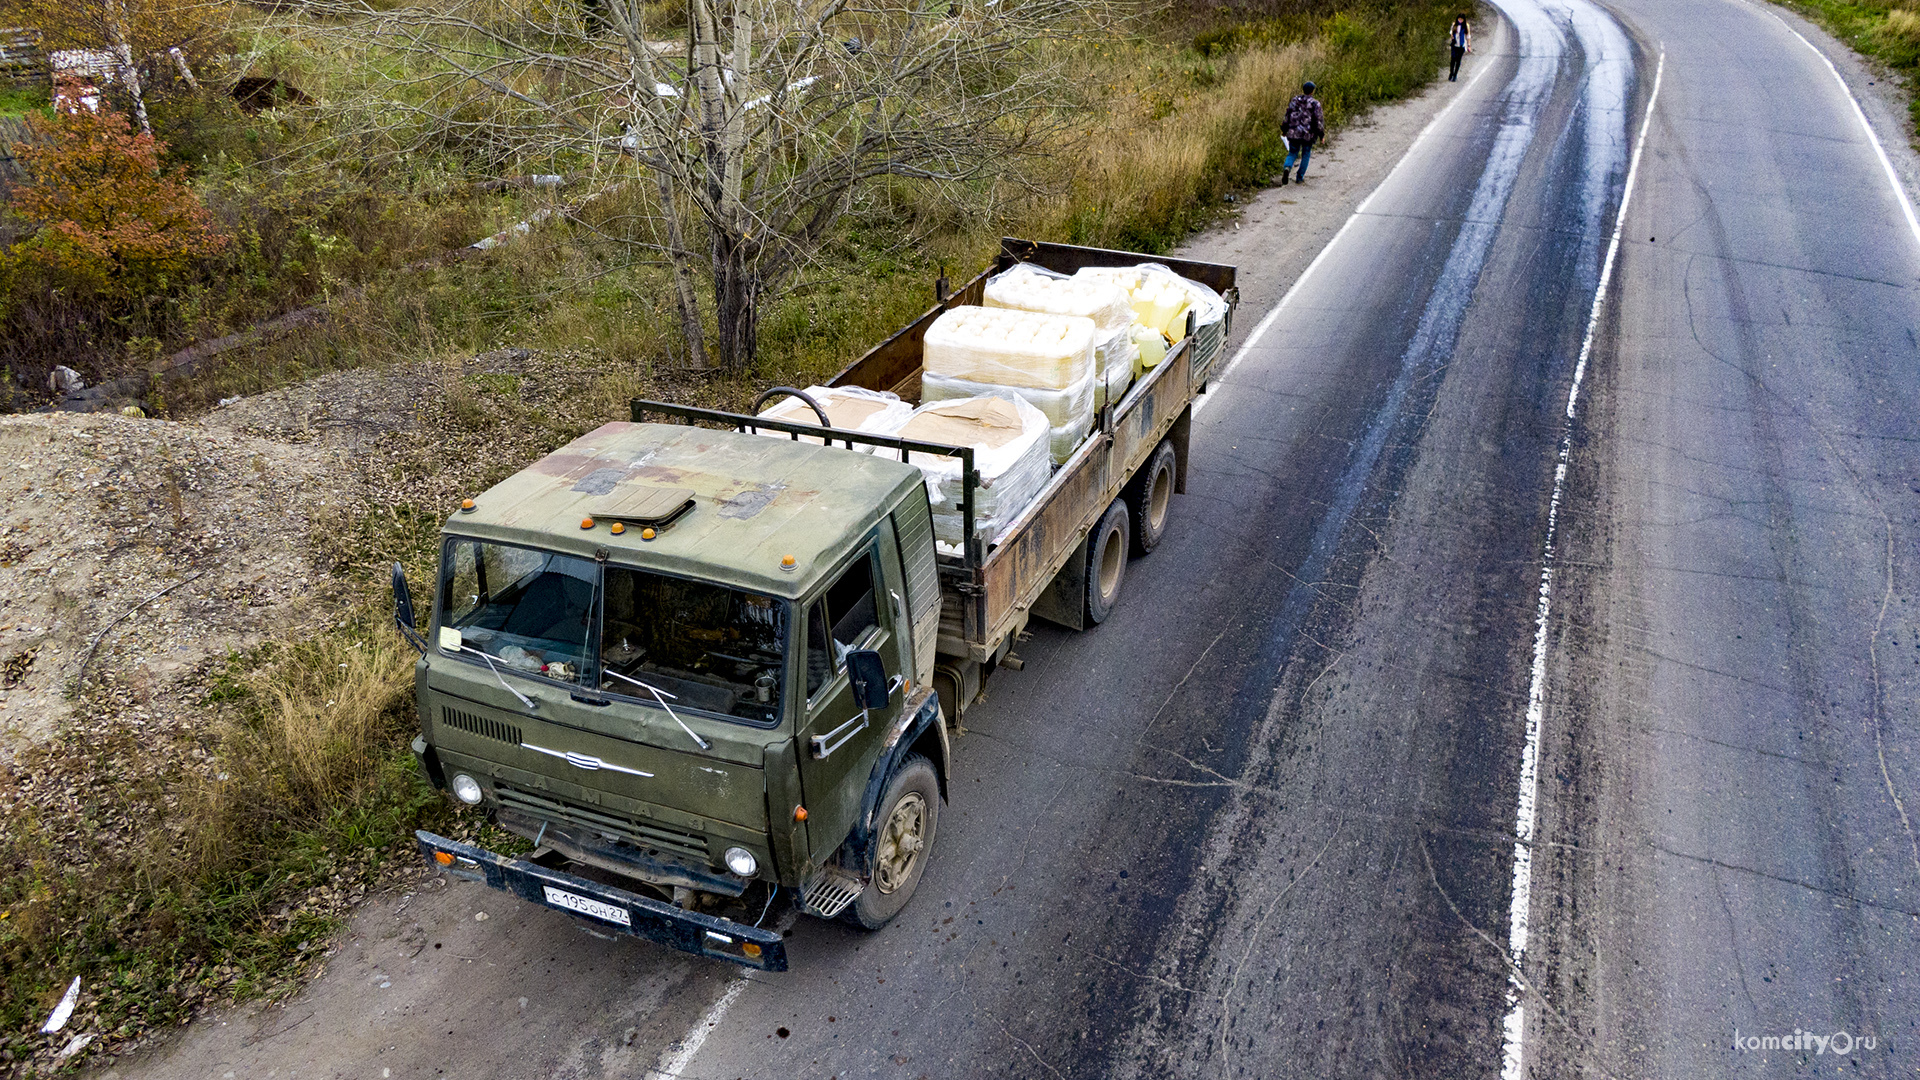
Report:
811,710,870,759
887,674,905,695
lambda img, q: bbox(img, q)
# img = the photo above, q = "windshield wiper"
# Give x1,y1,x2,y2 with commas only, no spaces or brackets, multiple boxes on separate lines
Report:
603,668,712,750
458,644,538,710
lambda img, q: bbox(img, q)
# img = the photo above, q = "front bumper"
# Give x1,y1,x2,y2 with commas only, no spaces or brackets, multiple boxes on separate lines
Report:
416,830,787,971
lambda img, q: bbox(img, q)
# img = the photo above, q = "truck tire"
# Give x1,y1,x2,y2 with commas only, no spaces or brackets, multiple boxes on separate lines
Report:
1127,440,1177,556
846,754,940,929
1084,500,1129,625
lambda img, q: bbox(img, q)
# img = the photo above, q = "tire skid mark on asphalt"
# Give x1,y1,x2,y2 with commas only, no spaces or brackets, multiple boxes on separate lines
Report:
1192,49,1504,421
1499,33,1664,1080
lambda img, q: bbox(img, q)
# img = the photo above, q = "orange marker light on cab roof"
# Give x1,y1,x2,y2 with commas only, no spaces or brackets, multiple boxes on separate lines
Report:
780,555,797,571
641,528,656,541
459,498,476,513
610,522,626,535
580,517,595,530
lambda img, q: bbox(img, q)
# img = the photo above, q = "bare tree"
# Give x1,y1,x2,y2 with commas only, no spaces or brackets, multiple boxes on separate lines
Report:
300,0,1102,369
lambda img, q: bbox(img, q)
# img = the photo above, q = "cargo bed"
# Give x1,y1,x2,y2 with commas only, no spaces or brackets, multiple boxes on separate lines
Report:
633,237,1237,720
827,239,1237,683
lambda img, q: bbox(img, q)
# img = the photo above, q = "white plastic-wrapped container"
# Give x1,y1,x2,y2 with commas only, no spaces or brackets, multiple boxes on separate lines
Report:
922,306,1096,391
1095,328,1140,406
982,263,1140,410
984,263,1134,335
1075,264,1227,338
752,385,911,447
920,371,1096,465
895,395,1051,548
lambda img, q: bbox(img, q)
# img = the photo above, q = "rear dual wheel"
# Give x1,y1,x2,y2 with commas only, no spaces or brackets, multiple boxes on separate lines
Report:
1128,440,1177,556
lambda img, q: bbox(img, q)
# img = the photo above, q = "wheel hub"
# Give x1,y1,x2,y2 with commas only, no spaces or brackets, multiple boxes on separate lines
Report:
874,791,928,894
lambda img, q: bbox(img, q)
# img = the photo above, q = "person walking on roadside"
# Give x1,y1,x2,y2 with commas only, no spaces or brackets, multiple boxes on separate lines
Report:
1280,81,1324,186
1448,14,1472,81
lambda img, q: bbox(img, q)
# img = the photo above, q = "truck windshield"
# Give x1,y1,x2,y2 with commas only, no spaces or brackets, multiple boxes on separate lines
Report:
602,566,786,725
436,538,788,724
438,540,597,686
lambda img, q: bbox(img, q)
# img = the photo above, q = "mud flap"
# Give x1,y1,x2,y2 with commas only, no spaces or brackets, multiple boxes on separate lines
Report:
1030,536,1088,631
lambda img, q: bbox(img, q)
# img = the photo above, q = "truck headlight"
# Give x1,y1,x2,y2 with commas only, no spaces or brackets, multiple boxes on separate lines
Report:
451,773,484,805
723,847,758,877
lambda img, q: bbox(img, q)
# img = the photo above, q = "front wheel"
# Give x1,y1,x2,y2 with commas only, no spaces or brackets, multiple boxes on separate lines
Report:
845,754,940,929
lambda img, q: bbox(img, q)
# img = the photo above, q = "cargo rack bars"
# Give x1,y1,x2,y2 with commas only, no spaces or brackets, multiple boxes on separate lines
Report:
629,397,988,568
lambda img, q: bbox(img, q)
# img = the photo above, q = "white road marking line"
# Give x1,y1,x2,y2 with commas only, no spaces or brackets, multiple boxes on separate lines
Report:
646,975,749,1079
1498,43,1665,1080
1192,44,1502,420
1755,2,1920,252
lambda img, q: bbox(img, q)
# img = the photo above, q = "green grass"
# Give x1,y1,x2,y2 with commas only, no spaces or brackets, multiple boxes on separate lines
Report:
0,85,48,119
1777,0,1920,137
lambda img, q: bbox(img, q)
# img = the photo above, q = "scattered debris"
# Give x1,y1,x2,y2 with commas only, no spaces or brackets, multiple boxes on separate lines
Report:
47,365,85,395
40,976,79,1034
54,1033,95,1062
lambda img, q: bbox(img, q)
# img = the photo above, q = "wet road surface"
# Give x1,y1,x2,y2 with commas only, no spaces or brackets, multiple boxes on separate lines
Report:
1524,0,1920,1076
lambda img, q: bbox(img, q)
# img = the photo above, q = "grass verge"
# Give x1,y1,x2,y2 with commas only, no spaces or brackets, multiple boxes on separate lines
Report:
1776,0,1920,136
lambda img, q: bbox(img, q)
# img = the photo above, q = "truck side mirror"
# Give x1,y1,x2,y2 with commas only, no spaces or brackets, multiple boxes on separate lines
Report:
393,563,427,655
845,649,890,710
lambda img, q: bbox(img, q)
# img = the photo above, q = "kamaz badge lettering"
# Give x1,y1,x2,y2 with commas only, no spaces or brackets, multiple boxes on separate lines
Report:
522,742,655,778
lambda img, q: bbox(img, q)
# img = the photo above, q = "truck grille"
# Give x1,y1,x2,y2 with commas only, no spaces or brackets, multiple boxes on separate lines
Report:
495,783,710,862
440,706,522,746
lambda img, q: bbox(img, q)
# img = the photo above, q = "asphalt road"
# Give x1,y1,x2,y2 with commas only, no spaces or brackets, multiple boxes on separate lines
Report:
1523,0,1920,1076
100,0,1920,1076
681,0,1650,1075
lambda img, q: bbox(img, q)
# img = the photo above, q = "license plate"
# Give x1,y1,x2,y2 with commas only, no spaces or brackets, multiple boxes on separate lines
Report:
542,885,631,927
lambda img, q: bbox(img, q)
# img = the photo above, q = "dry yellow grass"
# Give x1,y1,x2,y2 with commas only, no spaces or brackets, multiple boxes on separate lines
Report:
1883,7,1920,43
183,628,418,868
1028,41,1320,247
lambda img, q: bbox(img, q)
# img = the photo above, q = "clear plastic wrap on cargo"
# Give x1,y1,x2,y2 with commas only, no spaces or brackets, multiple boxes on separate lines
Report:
1095,326,1140,407
922,305,1096,391
752,385,911,448
983,263,1135,334
920,365,1096,466
1074,263,1228,338
896,395,1052,548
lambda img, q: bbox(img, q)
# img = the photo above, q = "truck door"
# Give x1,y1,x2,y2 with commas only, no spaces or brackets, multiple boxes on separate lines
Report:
796,536,903,867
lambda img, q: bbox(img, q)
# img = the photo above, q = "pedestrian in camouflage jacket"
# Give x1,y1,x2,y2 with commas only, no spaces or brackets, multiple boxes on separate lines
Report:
1281,82,1325,185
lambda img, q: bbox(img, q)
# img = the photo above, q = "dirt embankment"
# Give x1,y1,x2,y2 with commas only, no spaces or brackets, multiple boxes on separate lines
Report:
0,413,354,753
0,349,618,759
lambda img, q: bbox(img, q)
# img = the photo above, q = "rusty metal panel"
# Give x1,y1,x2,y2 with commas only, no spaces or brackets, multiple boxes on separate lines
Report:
975,437,1112,659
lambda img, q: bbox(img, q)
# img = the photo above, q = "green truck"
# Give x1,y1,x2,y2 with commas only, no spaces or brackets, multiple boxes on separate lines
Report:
399,239,1237,970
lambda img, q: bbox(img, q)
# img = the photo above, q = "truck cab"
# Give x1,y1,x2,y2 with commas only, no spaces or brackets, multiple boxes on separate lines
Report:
404,421,950,970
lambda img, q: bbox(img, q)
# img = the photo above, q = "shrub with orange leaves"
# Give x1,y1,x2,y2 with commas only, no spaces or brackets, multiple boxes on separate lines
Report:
6,106,229,301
